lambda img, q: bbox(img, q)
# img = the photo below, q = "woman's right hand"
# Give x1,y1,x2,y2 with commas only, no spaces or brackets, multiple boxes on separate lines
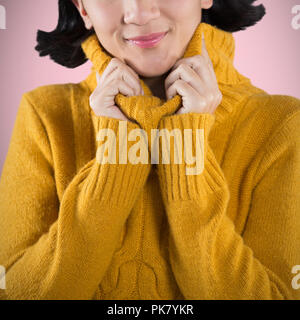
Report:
89,57,144,121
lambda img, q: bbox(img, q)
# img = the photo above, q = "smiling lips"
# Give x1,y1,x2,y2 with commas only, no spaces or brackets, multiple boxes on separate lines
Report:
125,32,168,48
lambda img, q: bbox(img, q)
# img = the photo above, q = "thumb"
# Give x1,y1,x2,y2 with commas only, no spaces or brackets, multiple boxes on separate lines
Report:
201,32,213,67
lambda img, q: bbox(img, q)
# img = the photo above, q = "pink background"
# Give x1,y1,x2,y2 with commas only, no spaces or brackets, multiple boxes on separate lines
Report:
0,0,299,173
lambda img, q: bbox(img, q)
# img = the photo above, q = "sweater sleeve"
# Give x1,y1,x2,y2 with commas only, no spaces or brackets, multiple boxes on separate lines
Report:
156,111,300,300
0,93,151,300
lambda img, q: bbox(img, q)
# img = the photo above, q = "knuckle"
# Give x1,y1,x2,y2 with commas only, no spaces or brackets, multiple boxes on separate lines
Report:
174,79,185,89
217,91,223,102
180,79,187,85
173,59,182,68
108,59,117,69
89,91,96,101
127,66,138,77
111,58,123,70
195,55,205,64
173,79,181,86
89,96,96,109
183,63,191,71
196,54,205,61
113,78,121,85
200,100,207,108
177,63,187,72
115,70,125,79
111,57,120,65
207,93,215,102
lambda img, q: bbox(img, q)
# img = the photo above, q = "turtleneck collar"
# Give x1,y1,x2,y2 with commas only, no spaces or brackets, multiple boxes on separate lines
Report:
80,22,254,126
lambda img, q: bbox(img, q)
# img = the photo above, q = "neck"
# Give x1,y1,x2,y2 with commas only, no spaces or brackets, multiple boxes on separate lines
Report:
140,71,171,101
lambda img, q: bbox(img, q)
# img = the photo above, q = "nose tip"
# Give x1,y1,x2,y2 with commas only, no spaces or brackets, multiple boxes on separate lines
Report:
124,1,160,25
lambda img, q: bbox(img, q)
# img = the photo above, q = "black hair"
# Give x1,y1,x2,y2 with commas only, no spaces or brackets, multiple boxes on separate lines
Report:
35,0,266,68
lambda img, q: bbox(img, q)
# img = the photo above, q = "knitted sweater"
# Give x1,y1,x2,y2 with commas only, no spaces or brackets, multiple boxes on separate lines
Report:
0,22,300,300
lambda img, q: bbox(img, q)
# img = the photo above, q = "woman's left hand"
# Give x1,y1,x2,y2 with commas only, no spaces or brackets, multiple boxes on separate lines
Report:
165,33,222,115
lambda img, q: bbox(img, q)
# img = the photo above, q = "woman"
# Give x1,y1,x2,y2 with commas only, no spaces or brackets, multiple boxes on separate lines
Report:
0,0,300,300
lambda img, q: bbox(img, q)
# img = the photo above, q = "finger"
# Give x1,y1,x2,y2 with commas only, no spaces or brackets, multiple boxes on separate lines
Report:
104,106,129,121
200,34,218,85
167,80,202,114
165,63,207,96
166,63,196,89
106,78,136,97
175,94,207,115
190,56,214,85
101,62,142,96
124,64,140,82
116,79,137,97
172,58,216,89
113,59,143,94
113,58,142,90
121,57,140,80
175,107,183,115
166,79,194,101
165,67,181,91
201,33,213,69
170,56,212,84
119,70,143,96
97,61,117,86
100,57,138,83
96,71,101,85
175,106,187,115
171,58,185,71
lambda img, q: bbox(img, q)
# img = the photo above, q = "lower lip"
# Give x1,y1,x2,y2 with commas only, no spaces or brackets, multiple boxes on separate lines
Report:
126,32,167,48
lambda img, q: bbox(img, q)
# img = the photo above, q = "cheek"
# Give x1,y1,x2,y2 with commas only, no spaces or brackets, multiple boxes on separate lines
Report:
88,3,121,35
162,0,201,21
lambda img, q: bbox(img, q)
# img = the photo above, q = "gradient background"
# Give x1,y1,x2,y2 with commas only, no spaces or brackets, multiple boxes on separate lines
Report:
0,0,299,173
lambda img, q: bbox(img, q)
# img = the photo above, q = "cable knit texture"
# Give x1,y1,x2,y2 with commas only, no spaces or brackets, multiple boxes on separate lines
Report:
1,22,300,300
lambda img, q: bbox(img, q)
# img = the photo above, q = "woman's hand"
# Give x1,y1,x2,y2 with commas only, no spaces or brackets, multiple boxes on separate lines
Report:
165,34,222,115
89,57,144,121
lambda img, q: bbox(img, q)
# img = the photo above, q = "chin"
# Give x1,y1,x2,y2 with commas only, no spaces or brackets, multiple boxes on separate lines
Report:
138,71,163,78
133,65,171,78
125,53,174,78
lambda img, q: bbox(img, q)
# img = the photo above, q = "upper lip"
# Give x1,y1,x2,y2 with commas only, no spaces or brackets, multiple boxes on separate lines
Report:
126,32,167,41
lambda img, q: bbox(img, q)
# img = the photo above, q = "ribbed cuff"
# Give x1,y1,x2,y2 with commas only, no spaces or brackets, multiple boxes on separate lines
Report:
156,112,220,202
90,113,151,209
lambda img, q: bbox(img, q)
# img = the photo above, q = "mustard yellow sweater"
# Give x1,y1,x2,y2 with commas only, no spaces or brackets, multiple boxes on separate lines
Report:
1,23,300,300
